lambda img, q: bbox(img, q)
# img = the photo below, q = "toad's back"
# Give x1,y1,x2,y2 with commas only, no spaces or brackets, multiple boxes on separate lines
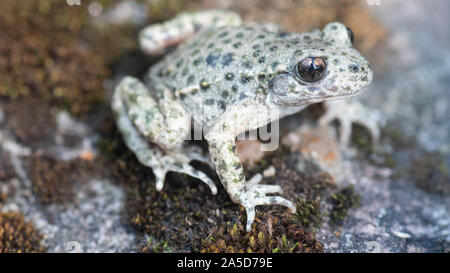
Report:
147,25,308,127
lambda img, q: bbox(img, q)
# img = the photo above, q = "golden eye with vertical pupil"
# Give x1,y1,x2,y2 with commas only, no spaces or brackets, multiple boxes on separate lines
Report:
296,57,327,82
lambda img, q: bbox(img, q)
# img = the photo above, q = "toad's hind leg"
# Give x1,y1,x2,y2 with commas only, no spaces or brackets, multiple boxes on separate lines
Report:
139,10,242,55
112,76,217,194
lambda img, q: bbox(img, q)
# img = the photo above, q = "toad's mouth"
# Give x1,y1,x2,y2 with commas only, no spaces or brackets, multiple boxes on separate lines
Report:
268,88,367,107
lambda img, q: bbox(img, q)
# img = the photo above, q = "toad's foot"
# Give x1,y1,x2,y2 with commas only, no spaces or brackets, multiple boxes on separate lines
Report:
243,174,296,231
157,149,217,195
319,100,385,147
115,126,217,194
179,144,215,169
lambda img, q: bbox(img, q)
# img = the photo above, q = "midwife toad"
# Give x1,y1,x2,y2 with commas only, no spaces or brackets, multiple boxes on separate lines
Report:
112,10,377,231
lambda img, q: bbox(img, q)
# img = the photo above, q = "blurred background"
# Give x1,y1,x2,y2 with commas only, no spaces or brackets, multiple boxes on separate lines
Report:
0,0,448,253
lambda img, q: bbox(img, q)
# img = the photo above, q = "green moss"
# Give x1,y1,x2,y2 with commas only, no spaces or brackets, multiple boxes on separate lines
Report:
0,211,47,253
0,0,190,116
126,176,230,251
0,0,155,117
194,212,323,253
329,185,361,226
292,198,322,231
0,0,112,116
140,236,173,253
98,129,226,250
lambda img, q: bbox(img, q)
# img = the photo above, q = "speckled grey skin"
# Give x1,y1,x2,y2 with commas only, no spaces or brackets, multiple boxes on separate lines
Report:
112,10,375,231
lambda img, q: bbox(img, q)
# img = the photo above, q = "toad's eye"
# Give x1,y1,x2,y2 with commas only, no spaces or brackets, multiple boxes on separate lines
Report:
296,57,327,82
346,27,354,44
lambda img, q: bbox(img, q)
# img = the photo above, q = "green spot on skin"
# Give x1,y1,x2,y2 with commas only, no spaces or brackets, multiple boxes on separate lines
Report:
200,80,211,91
193,57,203,66
176,59,184,68
182,67,189,76
187,75,195,85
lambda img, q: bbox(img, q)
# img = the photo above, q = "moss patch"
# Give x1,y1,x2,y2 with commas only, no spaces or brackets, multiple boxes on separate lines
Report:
2,99,56,149
0,0,143,117
139,236,173,253
27,154,92,204
293,198,323,231
194,214,323,253
329,185,361,226
0,211,47,253
113,151,234,251
0,0,189,116
251,153,337,234
0,149,15,181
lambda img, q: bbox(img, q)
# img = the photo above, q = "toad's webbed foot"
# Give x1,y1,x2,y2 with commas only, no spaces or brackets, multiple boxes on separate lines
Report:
319,100,385,147
243,174,296,231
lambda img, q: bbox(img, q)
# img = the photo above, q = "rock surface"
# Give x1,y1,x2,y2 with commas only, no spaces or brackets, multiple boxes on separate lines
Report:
315,0,450,252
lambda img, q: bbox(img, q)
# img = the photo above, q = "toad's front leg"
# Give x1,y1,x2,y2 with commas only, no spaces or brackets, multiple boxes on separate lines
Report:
320,99,385,147
206,129,296,232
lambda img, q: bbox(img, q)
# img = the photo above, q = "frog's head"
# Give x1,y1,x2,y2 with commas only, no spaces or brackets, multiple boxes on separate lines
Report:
268,22,373,106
